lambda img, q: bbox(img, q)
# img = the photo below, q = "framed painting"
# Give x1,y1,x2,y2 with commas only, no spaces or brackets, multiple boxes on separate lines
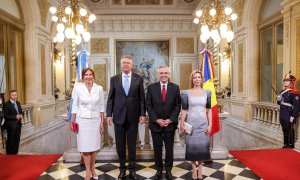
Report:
115,40,169,90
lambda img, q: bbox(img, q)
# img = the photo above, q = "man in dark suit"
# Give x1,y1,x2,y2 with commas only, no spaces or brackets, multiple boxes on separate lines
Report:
146,66,181,180
106,55,146,179
3,90,23,155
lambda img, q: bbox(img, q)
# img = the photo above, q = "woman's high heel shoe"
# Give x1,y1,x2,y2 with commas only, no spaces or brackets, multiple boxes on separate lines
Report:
92,175,98,180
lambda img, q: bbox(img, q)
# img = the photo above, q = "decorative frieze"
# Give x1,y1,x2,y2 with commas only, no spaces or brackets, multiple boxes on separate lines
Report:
91,18,194,32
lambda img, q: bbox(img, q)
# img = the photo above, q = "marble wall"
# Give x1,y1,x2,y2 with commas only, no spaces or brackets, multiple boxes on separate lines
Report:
20,118,69,154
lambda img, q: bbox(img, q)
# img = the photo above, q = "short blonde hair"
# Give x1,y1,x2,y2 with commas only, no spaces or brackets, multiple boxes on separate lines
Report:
189,70,203,88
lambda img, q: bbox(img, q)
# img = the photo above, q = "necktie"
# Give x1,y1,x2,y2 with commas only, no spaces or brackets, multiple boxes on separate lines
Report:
124,75,130,96
162,85,166,102
14,102,19,114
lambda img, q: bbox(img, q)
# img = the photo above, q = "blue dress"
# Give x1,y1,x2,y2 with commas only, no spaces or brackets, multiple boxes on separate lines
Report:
181,90,211,161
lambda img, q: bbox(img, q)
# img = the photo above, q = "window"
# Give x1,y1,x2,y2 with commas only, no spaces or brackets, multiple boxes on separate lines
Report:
259,0,283,102
0,21,24,103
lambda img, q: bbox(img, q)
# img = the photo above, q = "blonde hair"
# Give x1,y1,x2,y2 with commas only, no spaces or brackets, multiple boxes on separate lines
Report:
189,70,203,88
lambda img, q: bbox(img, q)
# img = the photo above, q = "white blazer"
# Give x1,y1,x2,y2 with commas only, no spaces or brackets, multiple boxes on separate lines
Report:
71,82,105,118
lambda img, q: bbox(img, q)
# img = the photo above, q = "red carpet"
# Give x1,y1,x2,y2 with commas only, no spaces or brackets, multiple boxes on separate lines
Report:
0,154,61,180
229,149,300,180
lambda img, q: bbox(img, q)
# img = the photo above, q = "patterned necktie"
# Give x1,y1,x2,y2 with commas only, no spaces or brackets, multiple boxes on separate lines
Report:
14,102,19,114
124,75,130,96
162,85,166,102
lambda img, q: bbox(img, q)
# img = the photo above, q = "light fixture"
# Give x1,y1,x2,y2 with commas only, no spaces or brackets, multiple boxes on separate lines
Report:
53,42,64,63
49,0,96,44
193,0,238,44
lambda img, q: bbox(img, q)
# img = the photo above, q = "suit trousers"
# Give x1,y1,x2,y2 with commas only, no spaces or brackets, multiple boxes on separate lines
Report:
6,123,21,155
280,118,294,146
114,117,138,170
151,128,175,171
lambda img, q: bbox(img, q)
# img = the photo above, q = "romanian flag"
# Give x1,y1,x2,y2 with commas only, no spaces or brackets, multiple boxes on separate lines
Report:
200,49,220,136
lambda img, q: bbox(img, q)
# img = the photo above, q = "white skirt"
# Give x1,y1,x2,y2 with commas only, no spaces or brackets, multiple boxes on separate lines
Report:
76,116,101,152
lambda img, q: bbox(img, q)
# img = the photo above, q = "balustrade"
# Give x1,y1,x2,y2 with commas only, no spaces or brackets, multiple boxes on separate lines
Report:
251,102,280,129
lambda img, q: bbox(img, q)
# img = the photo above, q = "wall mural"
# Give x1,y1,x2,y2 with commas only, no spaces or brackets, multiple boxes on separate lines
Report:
116,41,169,90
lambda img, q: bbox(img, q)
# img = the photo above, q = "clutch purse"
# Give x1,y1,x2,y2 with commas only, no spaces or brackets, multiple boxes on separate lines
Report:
184,122,193,135
71,121,79,133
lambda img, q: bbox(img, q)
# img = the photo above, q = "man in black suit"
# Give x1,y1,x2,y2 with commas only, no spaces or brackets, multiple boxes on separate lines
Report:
106,55,146,179
3,90,23,155
146,66,181,180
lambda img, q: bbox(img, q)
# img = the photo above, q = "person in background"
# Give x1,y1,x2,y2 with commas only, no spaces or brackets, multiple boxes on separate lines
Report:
180,70,212,180
3,90,23,155
277,72,300,148
106,55,146,179
70,67,105,180
146,66,181,180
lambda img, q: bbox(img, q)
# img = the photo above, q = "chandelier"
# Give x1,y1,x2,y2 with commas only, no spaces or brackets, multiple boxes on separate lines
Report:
193,0,237,44
49,0,96,44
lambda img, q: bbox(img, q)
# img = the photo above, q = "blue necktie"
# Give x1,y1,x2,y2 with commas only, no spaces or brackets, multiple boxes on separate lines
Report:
124,75,130,96
14,102,19,114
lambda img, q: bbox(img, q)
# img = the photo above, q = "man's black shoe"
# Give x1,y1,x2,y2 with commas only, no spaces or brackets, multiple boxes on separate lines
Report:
166,170,172,180
129,170,137,179
282,144,288,148
154,170,162,180
118,170,126,179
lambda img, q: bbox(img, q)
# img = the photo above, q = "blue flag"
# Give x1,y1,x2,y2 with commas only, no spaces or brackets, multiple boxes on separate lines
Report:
67,50,89,122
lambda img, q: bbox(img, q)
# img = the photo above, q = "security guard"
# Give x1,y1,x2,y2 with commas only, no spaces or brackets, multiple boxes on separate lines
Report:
277,72,300,148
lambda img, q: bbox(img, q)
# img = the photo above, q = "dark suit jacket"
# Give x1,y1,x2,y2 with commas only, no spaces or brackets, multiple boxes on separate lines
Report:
3,100,23,130
106,73,146,124
146,82,181,132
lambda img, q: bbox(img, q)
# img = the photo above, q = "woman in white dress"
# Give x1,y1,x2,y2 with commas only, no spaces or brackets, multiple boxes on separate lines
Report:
70,67,105,180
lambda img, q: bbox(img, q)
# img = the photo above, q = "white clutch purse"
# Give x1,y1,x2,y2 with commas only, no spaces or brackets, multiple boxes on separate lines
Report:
184,122,193,134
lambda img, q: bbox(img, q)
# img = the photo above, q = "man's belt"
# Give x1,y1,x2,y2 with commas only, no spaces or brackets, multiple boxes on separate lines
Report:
281,102,292,107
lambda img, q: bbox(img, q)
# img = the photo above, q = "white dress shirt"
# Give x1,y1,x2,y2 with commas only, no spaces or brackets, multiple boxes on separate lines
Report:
122,72,132,88
160,81,168,92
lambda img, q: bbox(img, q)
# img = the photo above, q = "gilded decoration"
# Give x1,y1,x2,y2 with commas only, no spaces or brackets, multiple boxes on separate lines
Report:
180,63,192,90
37,0,50,27
296,19,300,90
112,0,122,5
232,0,245,26
125,0,160,5
176,38,194,54
238,43,243,92
41,44,46,94
164,0,173,5
91,38,109,54
94,64,107,91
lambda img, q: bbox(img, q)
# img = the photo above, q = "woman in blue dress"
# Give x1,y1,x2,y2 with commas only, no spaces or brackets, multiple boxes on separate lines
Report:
180,70,212,180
